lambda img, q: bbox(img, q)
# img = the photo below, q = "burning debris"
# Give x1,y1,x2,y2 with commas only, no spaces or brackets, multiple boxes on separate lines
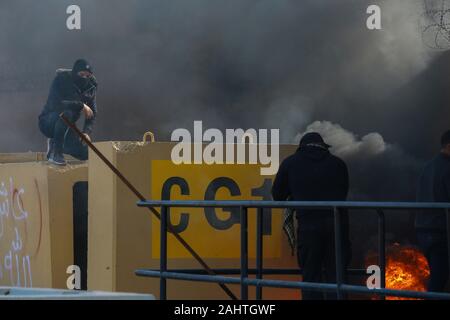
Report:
366,243,430,300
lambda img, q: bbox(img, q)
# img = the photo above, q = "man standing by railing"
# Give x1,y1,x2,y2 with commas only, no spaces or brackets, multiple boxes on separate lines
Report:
272,132,351,300
416,130,450,293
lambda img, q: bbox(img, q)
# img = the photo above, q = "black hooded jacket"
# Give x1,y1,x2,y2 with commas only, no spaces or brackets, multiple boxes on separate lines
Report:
415,153,450,231
39,69,98,134
272,146,349,223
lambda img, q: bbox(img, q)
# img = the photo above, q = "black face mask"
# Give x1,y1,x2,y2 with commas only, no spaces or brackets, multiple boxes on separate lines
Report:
74,74,90,91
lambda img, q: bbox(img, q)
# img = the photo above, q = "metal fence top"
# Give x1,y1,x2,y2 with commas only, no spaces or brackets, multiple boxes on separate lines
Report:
137,200,450,210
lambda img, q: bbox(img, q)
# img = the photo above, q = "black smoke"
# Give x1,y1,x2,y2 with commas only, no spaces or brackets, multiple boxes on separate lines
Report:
0,0,446,199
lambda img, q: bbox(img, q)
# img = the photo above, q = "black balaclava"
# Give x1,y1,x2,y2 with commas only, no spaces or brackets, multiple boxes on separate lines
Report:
72,59,94,91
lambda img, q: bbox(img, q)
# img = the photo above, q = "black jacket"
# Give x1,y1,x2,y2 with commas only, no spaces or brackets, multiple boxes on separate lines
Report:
415,153,450,231
272,146,349,224
39,69,97,134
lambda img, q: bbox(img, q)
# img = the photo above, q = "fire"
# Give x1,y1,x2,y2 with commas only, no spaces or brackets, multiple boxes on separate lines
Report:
366,243,430,300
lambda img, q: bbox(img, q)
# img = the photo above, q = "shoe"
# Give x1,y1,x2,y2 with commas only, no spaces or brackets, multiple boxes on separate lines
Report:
46,138,54,160
48,150,66,166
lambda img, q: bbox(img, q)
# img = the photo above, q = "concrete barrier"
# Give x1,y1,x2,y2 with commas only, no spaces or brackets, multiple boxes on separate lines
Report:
0,286,154,300
0,143,302,300
0,153,87,289
88,142,300,299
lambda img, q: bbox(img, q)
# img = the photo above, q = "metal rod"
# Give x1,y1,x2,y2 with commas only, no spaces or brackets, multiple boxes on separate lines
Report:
137,270,338,291
256,207,264,300
447,209,450,282
138,200,450,210
60,114,238,300
340,284,450,300
136,267,368,276
334,207,343,300
160,206,168,300
134,270,450,300
377,209,386,300
240,206,248,300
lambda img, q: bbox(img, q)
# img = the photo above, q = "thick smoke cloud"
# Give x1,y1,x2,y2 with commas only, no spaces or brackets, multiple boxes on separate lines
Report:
2,0,447,266
0,0,445,200
297,121,420,201
298,121,387,160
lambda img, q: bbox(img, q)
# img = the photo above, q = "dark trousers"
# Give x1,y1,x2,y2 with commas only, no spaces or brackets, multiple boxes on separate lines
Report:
38,110,88,161
297,219,351,300
416,230,449,293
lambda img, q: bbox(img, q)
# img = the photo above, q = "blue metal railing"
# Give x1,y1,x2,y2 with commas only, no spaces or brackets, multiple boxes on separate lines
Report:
135,200,450,300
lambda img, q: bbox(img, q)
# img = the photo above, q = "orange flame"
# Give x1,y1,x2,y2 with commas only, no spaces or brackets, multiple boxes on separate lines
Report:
366,243,430,300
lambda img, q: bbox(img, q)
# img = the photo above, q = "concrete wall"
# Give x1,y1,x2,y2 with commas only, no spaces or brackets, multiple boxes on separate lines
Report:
0,144,302,299
0,153,87,289
88,142,300,299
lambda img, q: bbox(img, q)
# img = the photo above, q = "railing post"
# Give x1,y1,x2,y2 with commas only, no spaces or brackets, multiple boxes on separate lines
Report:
160,205,168,300
256,207,264,300
334,207,343,300
447,209,450,280
240,206,249,300
377,209,386,300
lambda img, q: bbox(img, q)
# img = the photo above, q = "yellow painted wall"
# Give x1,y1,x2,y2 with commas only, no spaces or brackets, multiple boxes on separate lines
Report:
0,144,303,299
0,154,87,289
88,142,301,299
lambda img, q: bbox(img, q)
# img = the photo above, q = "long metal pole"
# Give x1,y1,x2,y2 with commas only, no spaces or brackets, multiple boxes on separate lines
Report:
240,207,249,300
60,114,238,300
377,209,386,300
447,209,450,281
256,207,264,300
160,206,168,300
135,270,450,300
334,207,343,300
